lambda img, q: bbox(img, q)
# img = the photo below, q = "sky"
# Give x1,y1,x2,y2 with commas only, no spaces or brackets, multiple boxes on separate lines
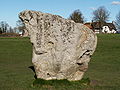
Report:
0,0,120,27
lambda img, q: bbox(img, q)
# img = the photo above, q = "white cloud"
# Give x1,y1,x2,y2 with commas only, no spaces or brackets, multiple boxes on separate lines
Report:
112,1,120,5
89,7,96,10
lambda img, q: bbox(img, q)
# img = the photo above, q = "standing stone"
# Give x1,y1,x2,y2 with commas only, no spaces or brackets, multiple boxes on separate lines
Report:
19,10,97,81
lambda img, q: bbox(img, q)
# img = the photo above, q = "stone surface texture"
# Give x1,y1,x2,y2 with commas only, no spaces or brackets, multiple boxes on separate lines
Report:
19,10,97,81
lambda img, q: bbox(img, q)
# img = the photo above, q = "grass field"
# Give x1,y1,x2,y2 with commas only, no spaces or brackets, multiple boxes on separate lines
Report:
0,34,120,90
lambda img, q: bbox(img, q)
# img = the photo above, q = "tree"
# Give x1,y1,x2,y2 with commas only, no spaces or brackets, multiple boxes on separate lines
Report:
0,21,9,33
9,26,13,33
116,11,120,31
16,19,25,33
0,28,2,34
92,6,110,23
69,9,84,23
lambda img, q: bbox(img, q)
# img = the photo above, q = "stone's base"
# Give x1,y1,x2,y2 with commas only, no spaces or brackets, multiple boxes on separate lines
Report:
19,10,97,81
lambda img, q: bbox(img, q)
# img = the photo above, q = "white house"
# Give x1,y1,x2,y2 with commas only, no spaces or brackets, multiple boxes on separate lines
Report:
84,22,117,34
102,26,116,33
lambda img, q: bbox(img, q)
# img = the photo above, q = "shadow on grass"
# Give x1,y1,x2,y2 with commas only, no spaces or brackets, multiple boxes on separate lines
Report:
32,78,91,90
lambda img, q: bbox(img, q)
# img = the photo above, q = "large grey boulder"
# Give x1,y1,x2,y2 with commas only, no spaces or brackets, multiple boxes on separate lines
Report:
19,10,97,81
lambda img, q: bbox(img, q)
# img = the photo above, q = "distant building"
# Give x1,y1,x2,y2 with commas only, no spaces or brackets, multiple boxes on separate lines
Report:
84,21,117,34
84,23,93,29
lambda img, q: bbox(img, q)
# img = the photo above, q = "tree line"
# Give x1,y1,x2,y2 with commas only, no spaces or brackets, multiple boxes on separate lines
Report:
0,20,25,34
0,21,13,33
69,6,120,30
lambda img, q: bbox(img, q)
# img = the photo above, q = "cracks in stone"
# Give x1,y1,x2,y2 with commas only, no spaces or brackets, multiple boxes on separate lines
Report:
47,73,51,76
36,51,47,55
76,50,92,67
24,19,29,22
79,50,92,59
76,62,83,66
48,41,54,45
33,46,47,55
28,11,34,21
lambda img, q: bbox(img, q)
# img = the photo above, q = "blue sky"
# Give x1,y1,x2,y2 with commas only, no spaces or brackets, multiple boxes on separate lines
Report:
0,0,120,27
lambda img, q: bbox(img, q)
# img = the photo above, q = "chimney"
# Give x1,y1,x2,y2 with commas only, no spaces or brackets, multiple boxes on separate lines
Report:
90,20,93,26
112,21,115,24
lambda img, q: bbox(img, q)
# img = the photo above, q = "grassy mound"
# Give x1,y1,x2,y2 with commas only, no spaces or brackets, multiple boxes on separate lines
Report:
32,78,90,90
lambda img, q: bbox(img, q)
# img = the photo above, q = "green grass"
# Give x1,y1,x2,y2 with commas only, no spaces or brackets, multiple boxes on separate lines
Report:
0,34,120,90
84,34,120,90
32,78,90,90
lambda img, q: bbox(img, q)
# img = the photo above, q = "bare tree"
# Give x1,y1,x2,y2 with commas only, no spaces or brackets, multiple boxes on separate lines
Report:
0,21,9,33
116,11,120,31
69,9,84,23
16,19,25,33
92,6,110,23
9,26,13,33
0,28,2,34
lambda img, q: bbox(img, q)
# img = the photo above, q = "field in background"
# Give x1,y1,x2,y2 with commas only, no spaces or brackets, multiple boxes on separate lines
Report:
0,34,120,90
